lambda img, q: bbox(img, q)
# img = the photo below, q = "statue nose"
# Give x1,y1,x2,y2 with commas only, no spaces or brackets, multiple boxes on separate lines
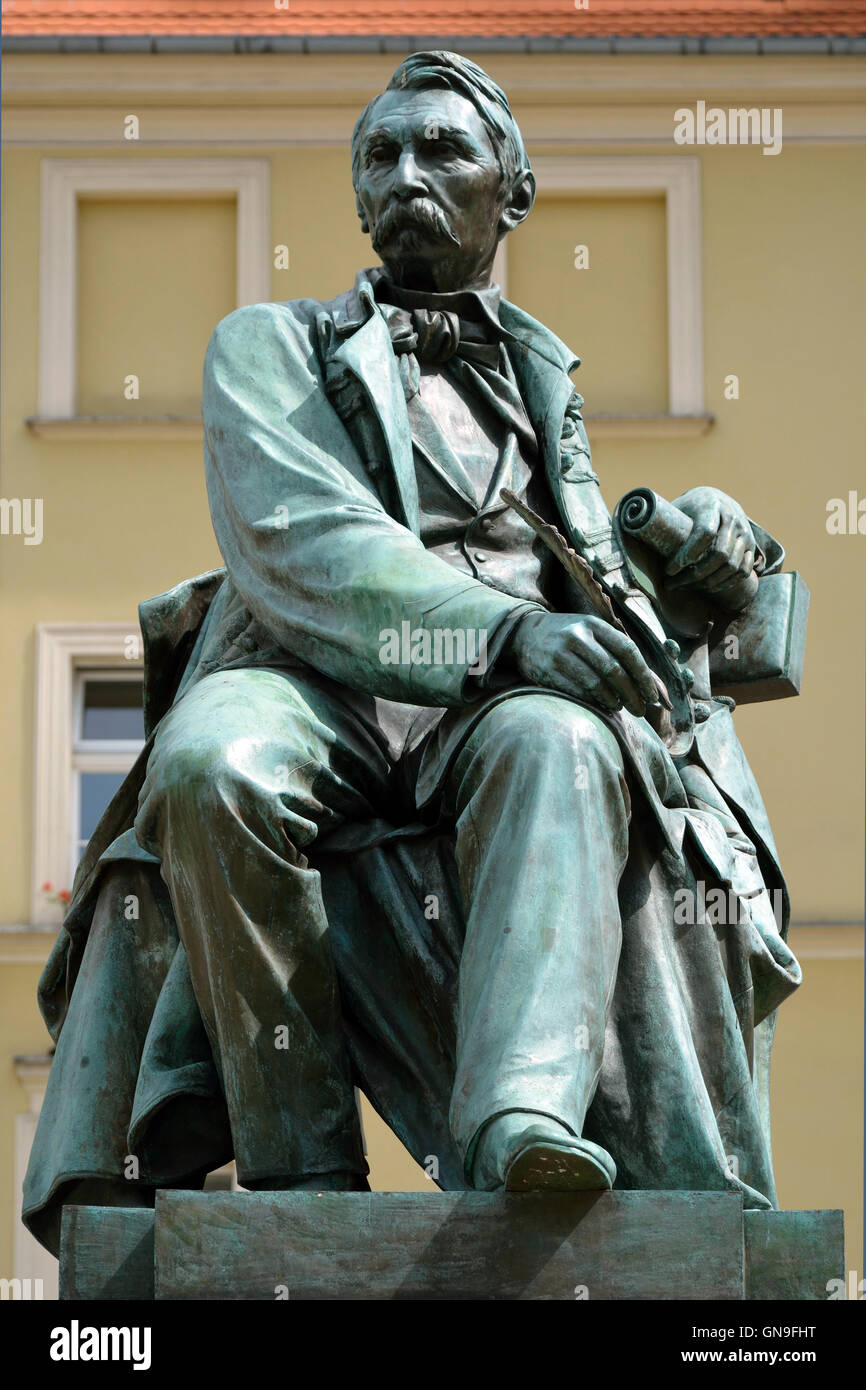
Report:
393,151,427,197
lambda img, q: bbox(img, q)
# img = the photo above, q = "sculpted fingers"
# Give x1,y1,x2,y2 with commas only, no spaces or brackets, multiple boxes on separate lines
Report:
683,515,736,581
592,652,645,716
702,534,753,591
594,627,657,711
725,531,752,575
550,646,623,711
557,636,644,715
670,510,756,591
666,508,720,577
513,614,657,717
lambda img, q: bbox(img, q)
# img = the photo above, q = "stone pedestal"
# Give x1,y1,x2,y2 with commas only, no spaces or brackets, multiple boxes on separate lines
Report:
59,1191,843,1301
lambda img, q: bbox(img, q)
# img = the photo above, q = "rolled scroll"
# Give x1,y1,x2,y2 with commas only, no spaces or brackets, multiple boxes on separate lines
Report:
618,487,759,610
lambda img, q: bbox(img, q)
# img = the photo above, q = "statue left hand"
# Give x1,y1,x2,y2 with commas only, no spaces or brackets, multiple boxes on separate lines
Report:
665,486,756,595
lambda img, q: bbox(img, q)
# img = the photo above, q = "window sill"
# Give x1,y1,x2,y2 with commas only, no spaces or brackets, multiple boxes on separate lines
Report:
585,414,714,439
27,416,203,442
0,928,60,964
26,414,715,445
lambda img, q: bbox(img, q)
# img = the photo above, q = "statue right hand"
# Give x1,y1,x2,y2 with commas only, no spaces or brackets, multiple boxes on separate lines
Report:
508,612,658,718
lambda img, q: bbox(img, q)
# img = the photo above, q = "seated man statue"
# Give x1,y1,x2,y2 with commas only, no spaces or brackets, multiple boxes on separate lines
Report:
24,51,803,1253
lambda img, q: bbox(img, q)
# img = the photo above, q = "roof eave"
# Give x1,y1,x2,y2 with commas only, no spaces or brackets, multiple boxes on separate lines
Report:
3,34,865,56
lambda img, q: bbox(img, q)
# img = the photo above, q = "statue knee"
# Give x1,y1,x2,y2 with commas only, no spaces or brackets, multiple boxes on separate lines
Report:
134,735,236,853
452,694,631,847
479,694,624,777
135,727,313,857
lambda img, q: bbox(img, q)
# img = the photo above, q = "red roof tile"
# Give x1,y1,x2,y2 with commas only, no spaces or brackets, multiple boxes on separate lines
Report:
5,1,866,40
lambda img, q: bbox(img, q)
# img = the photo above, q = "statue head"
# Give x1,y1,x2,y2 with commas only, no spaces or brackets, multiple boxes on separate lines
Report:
351,51,536,292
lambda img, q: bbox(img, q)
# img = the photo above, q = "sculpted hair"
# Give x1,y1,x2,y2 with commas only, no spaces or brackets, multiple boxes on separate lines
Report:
351,50,533,196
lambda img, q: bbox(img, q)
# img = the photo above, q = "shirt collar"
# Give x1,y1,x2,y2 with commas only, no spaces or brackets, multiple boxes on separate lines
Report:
369,265,512,342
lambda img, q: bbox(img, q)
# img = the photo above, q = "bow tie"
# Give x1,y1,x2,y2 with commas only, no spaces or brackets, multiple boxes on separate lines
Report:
374,276,505,369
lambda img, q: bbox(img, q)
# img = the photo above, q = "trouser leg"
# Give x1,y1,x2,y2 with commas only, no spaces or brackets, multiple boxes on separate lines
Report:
134,667,393,1185
442,693,631,1173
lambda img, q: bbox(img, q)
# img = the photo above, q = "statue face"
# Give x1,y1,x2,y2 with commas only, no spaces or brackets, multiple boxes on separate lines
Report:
356,88,510,292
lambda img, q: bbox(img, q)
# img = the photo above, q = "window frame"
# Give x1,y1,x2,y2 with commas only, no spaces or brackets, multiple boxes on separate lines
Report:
496,156,705,419
32,623,144,926
36,157,271,422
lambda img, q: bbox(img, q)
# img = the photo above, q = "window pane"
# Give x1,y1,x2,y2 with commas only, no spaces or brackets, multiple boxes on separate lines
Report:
79,771,129,842
81,679,145,741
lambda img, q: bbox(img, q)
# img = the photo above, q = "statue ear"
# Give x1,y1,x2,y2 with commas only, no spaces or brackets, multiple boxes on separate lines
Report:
499,169,536,236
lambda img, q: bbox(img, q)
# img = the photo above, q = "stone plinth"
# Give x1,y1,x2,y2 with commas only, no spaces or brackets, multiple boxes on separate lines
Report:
59,1191,843,1302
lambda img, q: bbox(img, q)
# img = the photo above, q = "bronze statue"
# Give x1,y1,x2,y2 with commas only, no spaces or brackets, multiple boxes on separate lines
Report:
24,53,806,1255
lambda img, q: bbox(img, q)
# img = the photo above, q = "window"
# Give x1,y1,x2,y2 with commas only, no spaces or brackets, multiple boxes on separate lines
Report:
32,158,270,435
497,156,707,433
71,671,145,879
32,623,144,926
508,194,669,415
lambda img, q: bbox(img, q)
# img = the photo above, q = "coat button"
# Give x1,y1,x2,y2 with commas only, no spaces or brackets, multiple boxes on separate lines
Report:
473,551,488,563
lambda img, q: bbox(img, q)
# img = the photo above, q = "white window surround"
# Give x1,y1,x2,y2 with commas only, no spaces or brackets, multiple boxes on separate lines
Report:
32,623,143,927
496,156,705,419
32,156,703,435
36,157,271,421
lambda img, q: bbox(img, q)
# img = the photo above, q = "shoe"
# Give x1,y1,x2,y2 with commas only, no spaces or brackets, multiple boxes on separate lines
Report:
504,1127,616,1193
469,1111,616,1193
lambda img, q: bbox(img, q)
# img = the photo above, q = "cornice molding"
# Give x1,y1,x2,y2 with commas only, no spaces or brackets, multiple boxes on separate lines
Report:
5,52,865,105
5,54,864,145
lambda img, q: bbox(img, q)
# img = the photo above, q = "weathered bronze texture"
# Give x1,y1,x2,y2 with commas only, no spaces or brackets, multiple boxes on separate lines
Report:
25,52,808,1260
59,1194,844,1302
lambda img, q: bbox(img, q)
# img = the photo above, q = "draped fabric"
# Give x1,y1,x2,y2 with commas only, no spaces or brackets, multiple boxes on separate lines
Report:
23,755,799,1257
22,271,802,1254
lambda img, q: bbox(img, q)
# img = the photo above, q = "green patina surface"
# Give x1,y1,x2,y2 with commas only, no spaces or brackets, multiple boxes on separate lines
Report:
60,1196,844,1302
26,54,817,1271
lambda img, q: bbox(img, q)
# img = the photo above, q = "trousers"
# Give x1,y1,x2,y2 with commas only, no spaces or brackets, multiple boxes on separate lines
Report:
134,665,631,1187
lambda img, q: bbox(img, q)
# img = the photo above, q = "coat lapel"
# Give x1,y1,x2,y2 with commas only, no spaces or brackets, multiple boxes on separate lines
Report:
331,275,420,535
327,281,588,546
499,300,582,541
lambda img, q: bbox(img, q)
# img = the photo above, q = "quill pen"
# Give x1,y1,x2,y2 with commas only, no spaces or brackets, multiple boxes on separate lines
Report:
499,488,672,712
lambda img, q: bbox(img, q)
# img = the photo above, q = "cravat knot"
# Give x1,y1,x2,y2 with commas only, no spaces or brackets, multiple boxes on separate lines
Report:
375,277,504,370
382,305,462,365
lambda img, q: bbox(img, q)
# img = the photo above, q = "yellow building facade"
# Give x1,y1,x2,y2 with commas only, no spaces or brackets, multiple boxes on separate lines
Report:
2,49,864,1294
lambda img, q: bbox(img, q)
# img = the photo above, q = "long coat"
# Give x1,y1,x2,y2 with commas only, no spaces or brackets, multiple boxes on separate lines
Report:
23,269,802,1253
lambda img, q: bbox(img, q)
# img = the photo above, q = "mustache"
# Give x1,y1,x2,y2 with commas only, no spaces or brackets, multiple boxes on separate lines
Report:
371,198,460,251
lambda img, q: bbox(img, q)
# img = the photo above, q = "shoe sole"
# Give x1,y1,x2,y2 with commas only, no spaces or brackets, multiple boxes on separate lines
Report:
505,1141,614,1193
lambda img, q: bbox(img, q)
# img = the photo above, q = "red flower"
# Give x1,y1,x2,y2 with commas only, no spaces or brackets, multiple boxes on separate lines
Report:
58,891,72,903
41,881,52,892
